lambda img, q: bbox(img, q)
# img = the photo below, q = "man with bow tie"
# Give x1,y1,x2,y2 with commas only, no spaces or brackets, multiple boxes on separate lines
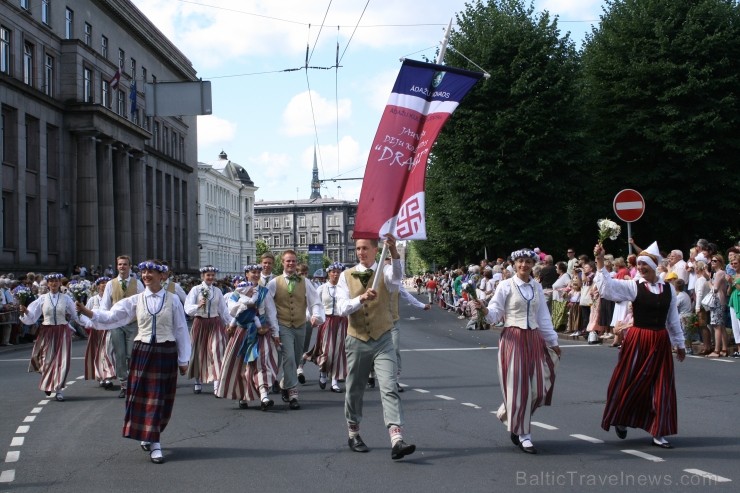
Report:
334,234,416,460
266,250,324,410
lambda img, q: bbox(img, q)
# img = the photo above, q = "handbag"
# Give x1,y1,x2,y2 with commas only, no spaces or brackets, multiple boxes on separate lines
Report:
701,290,718,311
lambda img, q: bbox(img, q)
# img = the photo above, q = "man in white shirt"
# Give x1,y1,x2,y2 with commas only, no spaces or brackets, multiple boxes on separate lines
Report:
667,250,689,283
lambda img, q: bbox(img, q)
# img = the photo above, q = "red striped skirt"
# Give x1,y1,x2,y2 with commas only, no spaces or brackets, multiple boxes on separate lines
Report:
187,316,227,383
28,324,71,392
497,326,559,435
304,315,348,380
601,326,677,437
244,332,279,401
123,341,178,443
84,329,116,381
216,326,248,400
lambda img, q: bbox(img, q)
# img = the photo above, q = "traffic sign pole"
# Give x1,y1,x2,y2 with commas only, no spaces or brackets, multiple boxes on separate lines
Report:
613,189,645,257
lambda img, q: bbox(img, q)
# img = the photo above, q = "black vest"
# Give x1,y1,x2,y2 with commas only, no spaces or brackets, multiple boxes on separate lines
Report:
632,281,672,329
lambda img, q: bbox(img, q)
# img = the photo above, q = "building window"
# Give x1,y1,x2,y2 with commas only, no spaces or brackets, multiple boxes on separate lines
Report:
43,54,53,96
1,105,18,165
2,192,16,250
83,23,92,45
83,67,92,102
263,218,268,229
283,234,290,246
273,235,280,246
312,216,318,227
273,218,279,228
153,121,159,148
118,48,125,70
65,8,73,39
254,220,259,230
46,124,59,177
299,216,306,228
41,0,50,25
26,198,39,251
20,0,29,10
101,35,108,58
142,66,147,84
349,215,355,225
25,115,39,172
328,233,339,245
23,42,33,86
284,217,291,228
130,58,136,80
1,27,11,75
101,79,109,108
299,233,306,245
117,89,125,115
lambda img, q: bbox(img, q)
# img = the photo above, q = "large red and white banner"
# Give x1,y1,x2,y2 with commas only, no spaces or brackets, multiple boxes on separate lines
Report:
354,59,483,240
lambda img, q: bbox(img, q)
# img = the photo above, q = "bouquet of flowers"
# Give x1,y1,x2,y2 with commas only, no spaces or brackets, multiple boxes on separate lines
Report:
68,279,92,304
201,285,211,300
597,218,621,244
462,281,486,327
683,312,700,340
12,285,33,306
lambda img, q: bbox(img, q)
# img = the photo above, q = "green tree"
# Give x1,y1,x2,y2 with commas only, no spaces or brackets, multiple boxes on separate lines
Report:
424,0,589,266
581,0,740,249
404,241,430,275
255,238,269,257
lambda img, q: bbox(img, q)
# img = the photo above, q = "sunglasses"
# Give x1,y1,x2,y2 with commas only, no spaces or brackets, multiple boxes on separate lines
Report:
711,259,719,262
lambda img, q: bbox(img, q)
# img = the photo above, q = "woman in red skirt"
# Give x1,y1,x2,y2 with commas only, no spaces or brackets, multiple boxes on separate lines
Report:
594,242,686,449
82,277,116,389
20,273,80,402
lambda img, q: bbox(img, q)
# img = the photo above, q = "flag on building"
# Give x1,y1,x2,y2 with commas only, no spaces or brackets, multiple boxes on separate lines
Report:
109,68,121,90
353,58,483,240
129,81,137,116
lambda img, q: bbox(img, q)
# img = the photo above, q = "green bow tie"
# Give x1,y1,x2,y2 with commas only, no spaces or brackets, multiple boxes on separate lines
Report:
351,269,374,288
287,274,301,294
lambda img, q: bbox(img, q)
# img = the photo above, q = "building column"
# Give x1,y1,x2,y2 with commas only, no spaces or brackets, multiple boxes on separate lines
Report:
97,141,116,266
129,153,146,261
113,145,132,258
75,134,99,266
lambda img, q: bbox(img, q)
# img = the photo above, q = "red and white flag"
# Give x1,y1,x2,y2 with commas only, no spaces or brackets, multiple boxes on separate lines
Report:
354,59,483,240
109,68,121,90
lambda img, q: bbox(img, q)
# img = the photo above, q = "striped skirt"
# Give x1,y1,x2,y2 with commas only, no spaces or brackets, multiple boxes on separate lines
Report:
601,327,677,437
28,324,71,392
496,327,559,435
187,317,227,383
244,333,279,401
304,315,348,381
123,341,178,443
84,329,116,381
216,326,248,400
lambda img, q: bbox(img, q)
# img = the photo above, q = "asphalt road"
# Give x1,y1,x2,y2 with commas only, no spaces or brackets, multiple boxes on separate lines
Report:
0,294,737,493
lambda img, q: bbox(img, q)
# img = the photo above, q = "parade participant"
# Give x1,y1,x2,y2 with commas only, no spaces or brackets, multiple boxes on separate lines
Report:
304,262,349,393
82,277,116,389
184,266,231,396
594,242,685,449
296,263,313,385
19,273,81,401
259,252,276,287
77,260,191,464
101,255,145,397
219,265,280,409
334,235,416,460
266,250,324,410
161,261,187,304
473,249,561,455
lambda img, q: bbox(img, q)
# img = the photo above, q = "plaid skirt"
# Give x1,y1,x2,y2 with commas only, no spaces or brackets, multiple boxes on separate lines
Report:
28,324,71,392
123,341,178,443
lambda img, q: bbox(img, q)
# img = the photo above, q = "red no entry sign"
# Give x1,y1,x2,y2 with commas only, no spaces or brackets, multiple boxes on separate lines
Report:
613,189,645,222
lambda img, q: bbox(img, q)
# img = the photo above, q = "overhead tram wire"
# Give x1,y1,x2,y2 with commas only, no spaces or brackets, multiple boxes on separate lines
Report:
304,25,326,181
338,0,370,64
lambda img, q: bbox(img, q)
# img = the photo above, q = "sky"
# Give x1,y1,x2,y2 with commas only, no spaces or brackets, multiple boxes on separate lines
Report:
131,0,604,203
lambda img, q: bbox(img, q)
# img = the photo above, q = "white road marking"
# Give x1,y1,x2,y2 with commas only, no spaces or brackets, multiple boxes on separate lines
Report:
0,470,15,482
531,422,558,430
683,469,732,483
5,452,19,463
571,434,604,444
461,403,482,409
622,449,664,462
399,383,408,388
435,395,455,400
66,381,76,385
10,437,24,447
413,389,429,393
30,407,43,414
38,400,49,405
76,375,85,380
402,347,496,352
22,416,36,423
15,426,29,434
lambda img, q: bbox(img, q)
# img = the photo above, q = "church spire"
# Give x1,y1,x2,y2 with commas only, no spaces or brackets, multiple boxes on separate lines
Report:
310,146,321,199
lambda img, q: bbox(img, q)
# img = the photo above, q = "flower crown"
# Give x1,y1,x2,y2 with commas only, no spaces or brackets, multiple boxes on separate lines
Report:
232,275,245,285
236,281,254,289
95,277,111,285
199,266,219,274
510,249,538,262
44,273,63,280
243,264,261,272
326,262,345,273
137,261,168,273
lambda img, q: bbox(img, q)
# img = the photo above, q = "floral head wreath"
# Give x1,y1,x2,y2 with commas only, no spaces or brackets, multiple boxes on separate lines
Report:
326,262,345,273
232,275,245,285
137,261,168,273
199,266,219,274
243,264,261,272
236,281,253,289
510,249,538,262
44,273,63,280
95,277,111,286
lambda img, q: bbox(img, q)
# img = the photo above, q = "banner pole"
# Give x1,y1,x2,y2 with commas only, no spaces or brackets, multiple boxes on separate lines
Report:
372,243,389,292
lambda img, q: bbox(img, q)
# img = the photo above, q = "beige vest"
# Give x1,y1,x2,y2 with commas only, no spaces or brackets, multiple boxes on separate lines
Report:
41,293,68,326
345,267,393,342
109,275,138,303
390,291,400,322
166,280,176,294
504,278,542,329
274,276,307,328
135,292,176,343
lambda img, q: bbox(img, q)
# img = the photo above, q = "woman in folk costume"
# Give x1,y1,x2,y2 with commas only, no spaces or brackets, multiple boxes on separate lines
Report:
19,273,81,402
82,277,116,389
472,249,561,455
184,266,231,396
304,262,349,393
218,265,279,410
594,242,686,449
77,260,191,464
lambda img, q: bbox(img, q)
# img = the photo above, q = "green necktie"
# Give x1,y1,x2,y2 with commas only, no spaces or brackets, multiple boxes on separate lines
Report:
287,274,300,294
121,279,128,292
351,269,374,288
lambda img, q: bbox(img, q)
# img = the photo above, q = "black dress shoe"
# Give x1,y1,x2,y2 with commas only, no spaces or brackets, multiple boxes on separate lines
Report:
118,388,126,398
140,442,151,452
281,389,290,402
288,398,301,410
615,426,627,440
103,380,114,390
260,398,274,411
391,440,416,460
510,433,520,446
238,400,249,409
397,384,404,393
518,441,537,454
319,380,327,390
271,382,281,394
652,438,673,449
297,373,306,384
367,377,375,388
150,449,164,464
331,385,344,393
348,435,369,453
45,391,52,396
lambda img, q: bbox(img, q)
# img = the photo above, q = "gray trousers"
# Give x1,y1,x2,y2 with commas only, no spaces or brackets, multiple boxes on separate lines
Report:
391,324,401,375
279,324,306,392
301,321,313,360
345,330,403,428
108,322,137,384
